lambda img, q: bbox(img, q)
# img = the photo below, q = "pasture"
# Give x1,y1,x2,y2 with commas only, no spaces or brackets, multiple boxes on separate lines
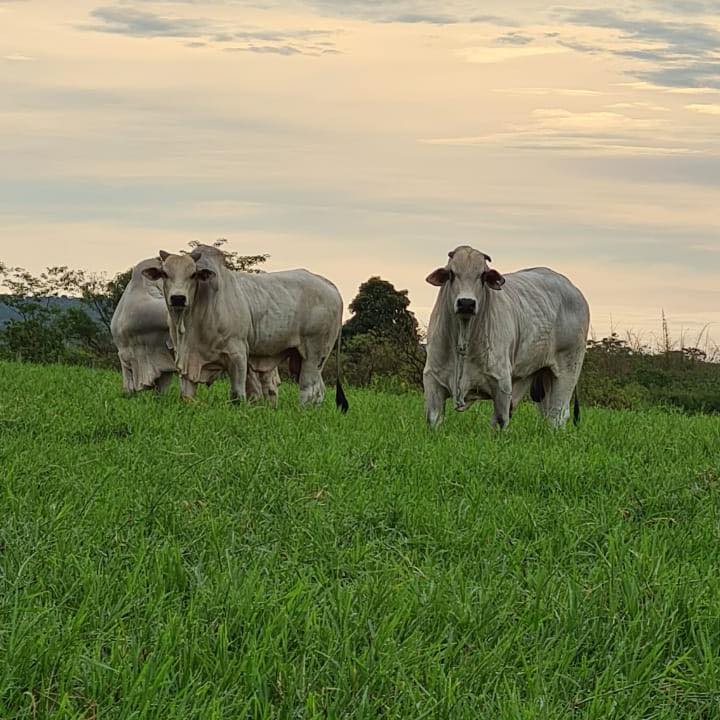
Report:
1,361,720,719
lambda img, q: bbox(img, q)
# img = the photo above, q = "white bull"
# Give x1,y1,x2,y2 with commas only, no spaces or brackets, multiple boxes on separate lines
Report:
111,258,176,394
111,257,280,403
142,245,348,410
423,245,589,429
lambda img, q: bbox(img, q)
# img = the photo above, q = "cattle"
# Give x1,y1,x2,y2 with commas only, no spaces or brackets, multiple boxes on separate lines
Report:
111,258,177,395
111,257,281,404
423,245,589,429
141,245,348,411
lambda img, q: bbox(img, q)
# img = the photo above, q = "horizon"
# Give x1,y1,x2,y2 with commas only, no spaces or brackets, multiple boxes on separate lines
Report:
1,0,718,343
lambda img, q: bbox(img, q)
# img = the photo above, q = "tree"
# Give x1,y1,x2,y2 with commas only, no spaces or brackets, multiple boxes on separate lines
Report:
188,238,269,273
344,277,420,342
0,239,270,368
341,277,425,387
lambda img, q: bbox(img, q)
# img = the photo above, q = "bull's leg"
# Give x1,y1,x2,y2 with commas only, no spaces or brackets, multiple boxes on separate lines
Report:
120,361,135,395
510,376,533,417
542,352,584,428
227,349,249,402
544,369,584,428
154,372,174,394
490,376,513,429
299,360,325,407
245,369,263,403
180,376,198,400
261,370,280,409
424,374,449,429
542,375,573,428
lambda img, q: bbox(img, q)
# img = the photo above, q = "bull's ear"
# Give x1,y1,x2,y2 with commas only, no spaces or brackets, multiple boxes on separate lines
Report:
142,265,165,281
482,269,505,290
426,267,451,286
159,250,170,261
194,268,216,282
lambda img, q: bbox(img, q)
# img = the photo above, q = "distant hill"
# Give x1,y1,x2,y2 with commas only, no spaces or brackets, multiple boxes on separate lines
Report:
0,296,95,327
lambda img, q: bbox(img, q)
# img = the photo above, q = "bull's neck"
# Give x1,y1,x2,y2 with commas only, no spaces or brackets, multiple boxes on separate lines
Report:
440,284,493,350
170,290,216,345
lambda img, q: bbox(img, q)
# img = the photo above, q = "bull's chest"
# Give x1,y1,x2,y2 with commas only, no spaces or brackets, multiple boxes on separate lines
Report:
448,344,495,410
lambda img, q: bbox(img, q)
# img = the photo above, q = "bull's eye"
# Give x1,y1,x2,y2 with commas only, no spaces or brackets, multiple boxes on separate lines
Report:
190,272,197,280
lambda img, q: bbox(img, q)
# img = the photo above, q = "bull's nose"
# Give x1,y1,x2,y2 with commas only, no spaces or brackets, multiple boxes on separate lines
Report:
456,298,477,315
170,294,187,308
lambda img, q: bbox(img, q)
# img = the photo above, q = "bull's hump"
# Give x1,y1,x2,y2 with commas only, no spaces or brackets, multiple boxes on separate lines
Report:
513,266,557,275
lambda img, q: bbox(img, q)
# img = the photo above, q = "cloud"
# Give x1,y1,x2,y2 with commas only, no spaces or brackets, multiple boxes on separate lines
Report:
492,87,603,97
686,103,720,115
496,32,533,46
457,45,566,64
651,0,718,14
639,63,720,90
82,6,206,37
300,0,514,25
79,4,339,55
420,106,714,157
224,44,302,55
614,80,720,95
606,101,669,111
3,54,33,61
560,7,720,90
382,13,459,24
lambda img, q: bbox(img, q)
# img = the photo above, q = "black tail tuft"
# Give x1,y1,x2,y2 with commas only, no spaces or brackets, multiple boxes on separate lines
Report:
530,372,546,403
336,380,349,414
573,391,581,426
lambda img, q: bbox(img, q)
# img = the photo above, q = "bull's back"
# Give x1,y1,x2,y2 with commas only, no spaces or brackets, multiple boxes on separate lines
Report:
111,285,170,346
505,267,589,358
250,269,343,330
507,268,588,317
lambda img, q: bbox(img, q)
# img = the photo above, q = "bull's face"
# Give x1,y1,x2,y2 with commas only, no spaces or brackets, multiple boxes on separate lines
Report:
426,245,505,317
142,250,216,311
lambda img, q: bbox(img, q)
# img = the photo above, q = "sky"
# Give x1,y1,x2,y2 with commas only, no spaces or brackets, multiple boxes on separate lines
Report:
1,0,719,346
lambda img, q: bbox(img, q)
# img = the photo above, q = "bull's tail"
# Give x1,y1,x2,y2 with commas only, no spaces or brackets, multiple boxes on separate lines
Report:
335,329,349,414
573,388,581,426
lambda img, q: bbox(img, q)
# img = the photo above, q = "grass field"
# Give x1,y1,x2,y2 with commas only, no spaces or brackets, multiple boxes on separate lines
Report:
1,361,720,719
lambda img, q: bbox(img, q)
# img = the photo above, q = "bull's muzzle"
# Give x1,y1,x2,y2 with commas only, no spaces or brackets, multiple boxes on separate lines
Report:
455,297,477,316
170,294,187,308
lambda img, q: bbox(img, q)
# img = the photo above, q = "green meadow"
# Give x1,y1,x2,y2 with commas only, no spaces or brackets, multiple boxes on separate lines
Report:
1,360,720,719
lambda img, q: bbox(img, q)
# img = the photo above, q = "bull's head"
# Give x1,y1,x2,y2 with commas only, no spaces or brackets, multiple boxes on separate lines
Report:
142,248,218,311
426,245,505,317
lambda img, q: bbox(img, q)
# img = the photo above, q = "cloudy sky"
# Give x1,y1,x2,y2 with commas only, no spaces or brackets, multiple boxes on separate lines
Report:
1,0,719,343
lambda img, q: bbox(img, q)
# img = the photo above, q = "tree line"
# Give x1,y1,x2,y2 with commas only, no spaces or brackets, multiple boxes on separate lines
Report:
1,244,719,414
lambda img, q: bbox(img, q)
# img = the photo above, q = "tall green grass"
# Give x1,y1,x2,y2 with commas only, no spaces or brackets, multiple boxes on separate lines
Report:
1,361,720,718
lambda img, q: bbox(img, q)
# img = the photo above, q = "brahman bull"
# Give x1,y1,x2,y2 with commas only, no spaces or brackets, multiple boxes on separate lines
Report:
142,245,348,411
111,258,177,395
423,246,589,429
111,257,281,404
